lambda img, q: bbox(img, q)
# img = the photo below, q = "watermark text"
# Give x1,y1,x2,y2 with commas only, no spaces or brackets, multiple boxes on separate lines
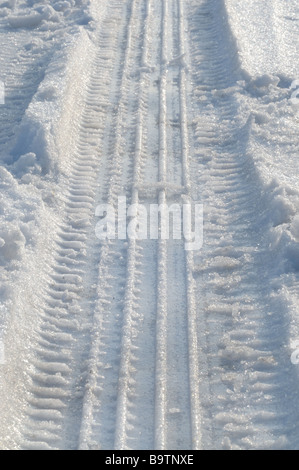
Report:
95,197,203,251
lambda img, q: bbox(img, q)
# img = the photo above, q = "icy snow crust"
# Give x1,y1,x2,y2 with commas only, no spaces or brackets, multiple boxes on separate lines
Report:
0,0,298,450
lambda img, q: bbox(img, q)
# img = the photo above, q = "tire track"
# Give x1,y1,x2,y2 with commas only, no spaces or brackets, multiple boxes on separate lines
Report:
0,30,54,157
177,0,202,450
4,0,299,451
114,0,153,450
16,0,203,450
187,0,299,450
78,0,148,450
20,0,128,450
154,0,202,450
154,0,169,450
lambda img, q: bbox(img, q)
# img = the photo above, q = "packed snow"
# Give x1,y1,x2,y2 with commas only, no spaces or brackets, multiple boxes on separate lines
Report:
0,0,299,450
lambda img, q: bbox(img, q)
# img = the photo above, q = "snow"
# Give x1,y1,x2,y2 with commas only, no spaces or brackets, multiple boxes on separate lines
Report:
5,0,92,30
0,0,299,451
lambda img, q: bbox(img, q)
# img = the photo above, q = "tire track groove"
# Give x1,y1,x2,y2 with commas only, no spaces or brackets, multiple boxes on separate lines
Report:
20,1,123,450
177,0,202,450
78,0,145,450
114,0,151,450
154,0,169,451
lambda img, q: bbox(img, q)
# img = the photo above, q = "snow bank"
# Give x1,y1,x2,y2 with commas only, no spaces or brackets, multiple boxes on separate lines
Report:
0,165,45,279
218,0,299,279
225,0,299,79
6,1,93,31
241,84,299,274
209,0,299,341
9,27,96,177
8,12,45,29
238,121,299,282
0,0,98,355
0,226,26,264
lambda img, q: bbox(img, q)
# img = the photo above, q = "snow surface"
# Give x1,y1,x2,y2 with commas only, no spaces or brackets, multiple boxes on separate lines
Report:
0,0,299,450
